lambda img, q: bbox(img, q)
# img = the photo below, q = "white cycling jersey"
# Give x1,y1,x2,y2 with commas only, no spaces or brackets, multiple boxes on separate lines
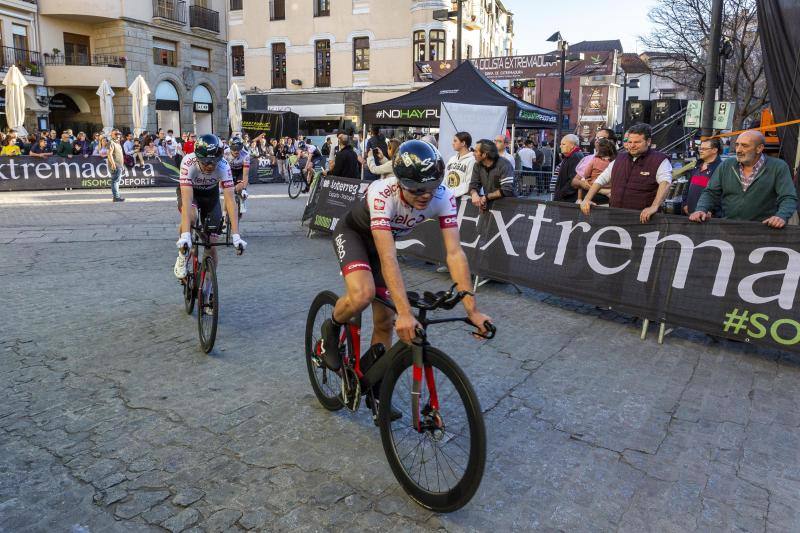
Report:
346,176,458,238
179,153,234,191
223,147,251,171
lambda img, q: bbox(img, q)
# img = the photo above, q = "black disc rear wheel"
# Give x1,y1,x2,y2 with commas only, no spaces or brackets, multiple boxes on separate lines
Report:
197,256,219,353
305,291,349,411
378,347,486,513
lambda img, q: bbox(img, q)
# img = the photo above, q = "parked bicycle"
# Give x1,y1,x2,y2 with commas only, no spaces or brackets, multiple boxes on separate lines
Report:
181,208,244,353
305,284,496,512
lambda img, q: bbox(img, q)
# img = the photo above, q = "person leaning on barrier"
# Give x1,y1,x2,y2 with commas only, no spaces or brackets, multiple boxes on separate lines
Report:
574,128,616,179
553,134,585,203
367,138,401,179
29,137,53,158
682,138,723,216
469,139,515,212
581,123,672,223
445,131,476,198
689,130,797,229
0,136,21,157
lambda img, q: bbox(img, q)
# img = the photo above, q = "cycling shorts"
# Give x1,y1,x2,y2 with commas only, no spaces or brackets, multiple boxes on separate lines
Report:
231,167,244,183
176,186,223,234
332,220,389,300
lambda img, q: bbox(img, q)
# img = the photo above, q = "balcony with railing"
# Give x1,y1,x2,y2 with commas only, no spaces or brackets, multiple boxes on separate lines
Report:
43,53,127,88
189,5,219,33
0,47,43,78
39,0,122,20
153,0,187,25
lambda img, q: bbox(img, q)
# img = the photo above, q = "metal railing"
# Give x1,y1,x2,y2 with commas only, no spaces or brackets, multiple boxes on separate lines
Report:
43,54,126,68
153,0,187,24
513,170,555,200
0,46,43,76
189,4,219,32
230,0,242,10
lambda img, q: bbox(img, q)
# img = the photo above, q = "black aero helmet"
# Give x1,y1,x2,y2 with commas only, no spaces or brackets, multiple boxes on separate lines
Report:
229,136,244,152
392,140,444,189
195,134,224,165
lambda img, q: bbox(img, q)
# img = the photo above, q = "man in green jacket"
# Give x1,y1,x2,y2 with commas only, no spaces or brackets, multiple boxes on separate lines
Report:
55,132,74,158
690,130,797,229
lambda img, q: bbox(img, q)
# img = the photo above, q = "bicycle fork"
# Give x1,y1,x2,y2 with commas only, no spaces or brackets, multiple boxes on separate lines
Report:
411,336,440,433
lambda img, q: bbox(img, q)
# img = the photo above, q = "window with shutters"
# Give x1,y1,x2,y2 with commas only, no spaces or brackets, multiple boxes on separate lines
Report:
190,45,210,71
269,0,285,20
272,43,286,88
315,40,331,87
153,38,178,67
314,0,330,16
353,37,369,71
231,45,245,77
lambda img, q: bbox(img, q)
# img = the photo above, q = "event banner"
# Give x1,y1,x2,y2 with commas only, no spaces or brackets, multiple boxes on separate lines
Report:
308,184,800,352
0,156,180,191
247,155,279,183
241,111,299,140
414,52,615,82
308,176,370,232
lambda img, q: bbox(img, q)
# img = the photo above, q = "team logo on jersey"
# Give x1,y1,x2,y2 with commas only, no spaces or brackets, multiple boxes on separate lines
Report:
446,171,459,189
450,196,457,208
373,198,386,211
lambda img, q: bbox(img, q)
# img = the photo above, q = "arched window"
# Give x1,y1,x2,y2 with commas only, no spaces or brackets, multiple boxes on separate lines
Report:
155,80,180,104
192,85,212,104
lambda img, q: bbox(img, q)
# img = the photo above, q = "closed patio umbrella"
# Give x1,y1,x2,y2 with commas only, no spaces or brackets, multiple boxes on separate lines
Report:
227,82,243,136
2,65,29,136
128,75,151,137
96,80,115,135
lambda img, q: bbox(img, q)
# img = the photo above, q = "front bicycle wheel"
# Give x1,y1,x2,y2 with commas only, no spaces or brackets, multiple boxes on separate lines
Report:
305,291,348,411
378,347,486,513
197,256,219,353
288,175,303,199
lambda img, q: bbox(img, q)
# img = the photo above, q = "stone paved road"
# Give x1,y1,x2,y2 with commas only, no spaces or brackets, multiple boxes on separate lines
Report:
2,185,800,532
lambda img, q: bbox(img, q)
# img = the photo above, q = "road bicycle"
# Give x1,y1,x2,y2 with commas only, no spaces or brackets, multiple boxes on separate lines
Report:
289,165,323,199
181,208,243,353
305,284,496,512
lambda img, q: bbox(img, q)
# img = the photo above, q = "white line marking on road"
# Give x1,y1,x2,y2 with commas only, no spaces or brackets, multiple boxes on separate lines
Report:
0,194,296,206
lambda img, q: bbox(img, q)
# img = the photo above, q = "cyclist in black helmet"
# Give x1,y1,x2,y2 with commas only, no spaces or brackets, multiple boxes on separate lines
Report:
224,136,251,217
320,140,492,372
174,134,246,279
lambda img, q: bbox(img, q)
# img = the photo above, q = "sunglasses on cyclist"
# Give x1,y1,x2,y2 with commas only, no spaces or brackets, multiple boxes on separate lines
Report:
197,157,218,166
402,186,436,196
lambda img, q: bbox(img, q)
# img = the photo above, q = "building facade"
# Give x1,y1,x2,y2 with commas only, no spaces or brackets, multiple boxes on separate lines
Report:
0,0,48,132
228,0,513,134
1,0,231,136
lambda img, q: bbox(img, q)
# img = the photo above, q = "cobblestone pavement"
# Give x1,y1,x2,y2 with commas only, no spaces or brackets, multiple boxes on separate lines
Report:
2,185,800,532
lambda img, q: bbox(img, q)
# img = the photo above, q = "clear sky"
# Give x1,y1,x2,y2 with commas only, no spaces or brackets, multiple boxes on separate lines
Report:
501,0,658,55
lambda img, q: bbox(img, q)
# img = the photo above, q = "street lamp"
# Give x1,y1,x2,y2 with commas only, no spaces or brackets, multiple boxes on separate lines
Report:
546,31,567,157
434,1,465,63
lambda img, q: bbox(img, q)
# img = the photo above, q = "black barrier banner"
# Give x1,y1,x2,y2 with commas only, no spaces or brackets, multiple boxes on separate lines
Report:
247,155,279,183
310,188,800,352
309,176,370,232
0,156,181,191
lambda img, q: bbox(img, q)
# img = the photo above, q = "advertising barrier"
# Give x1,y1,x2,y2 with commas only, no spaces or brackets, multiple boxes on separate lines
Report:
0,156,181,191
308,176,370,232
308,177,800,352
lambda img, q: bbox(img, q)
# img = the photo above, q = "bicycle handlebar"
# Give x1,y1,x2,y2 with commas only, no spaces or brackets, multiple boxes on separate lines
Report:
407,283,473,311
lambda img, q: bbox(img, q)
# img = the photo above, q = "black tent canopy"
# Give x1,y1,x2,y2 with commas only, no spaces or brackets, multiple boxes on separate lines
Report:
362,61,558,129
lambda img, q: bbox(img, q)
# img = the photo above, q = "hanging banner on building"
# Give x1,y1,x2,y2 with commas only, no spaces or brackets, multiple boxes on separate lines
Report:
414,52,615,82
0,156,181,191
309,189,800,353
241,110,299,140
